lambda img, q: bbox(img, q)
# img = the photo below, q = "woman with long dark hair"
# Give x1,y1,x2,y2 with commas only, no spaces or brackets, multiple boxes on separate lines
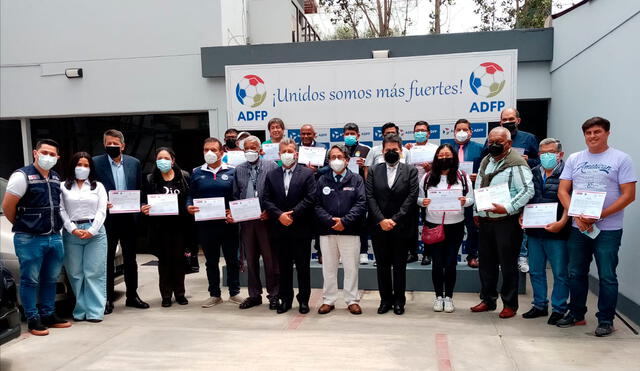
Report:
418,143,474,313
60,152,108,322
140,147,190,307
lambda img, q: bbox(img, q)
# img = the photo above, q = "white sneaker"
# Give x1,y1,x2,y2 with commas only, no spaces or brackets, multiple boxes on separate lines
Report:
360,253,369,265
518,257,530,273
433,296,444,312
201,296,223,308
228,295,245,304
443,297,455,313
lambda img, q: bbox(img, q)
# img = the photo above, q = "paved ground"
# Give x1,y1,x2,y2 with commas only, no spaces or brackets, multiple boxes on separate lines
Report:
1,254,638,370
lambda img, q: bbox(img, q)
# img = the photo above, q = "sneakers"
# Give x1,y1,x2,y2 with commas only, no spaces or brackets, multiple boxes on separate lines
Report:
518,257,530,273
228,295,245,305
41,314,72,328
556,312,586,328
443,297,455,313
28,318,49,336
547,312,564,325
433,296,444,312
595,323,615,337
360,253,369,265
201,296,223,308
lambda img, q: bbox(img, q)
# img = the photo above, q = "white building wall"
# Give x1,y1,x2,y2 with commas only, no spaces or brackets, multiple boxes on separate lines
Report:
247,0,297,44
549,0,640,306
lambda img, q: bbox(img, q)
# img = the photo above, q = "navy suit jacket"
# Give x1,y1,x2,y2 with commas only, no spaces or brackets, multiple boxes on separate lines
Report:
92,153,142,192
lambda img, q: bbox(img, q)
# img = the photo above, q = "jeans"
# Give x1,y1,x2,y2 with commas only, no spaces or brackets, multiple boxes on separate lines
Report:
14,233,65,321
567,227,622,325
63,224,107,320
198,221,240,298
519,234,528,258
527,235,569,314
463,206,478,260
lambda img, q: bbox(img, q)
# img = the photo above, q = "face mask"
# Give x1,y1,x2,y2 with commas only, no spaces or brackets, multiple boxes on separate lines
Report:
384,150,400,165
502,121,517,135
280,152,296,167
414,131,428,143
455,130,469,142
244,150,260,163
344,135,357,147
75,166,90,180
156,159,172,173
540,153,558,170
225,139,237,149
488,143,505,157
37,153,57,171
204,150,218,164
330,159,346,173
437,158,455,170
105,146,121,159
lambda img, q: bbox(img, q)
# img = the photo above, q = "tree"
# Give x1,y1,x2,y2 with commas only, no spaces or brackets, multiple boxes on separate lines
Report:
319,0,416,38
429,0,455,34
473,0,551,31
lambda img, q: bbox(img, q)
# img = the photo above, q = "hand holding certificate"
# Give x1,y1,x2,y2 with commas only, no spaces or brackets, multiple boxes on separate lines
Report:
474,183,511,212
229,198,262,222
428,189,463,212
109,190,140,214
298,146,327,167
568,190,606,219
193,197,226,221
522,203,558,228
409,145,436,164
147,194,179,216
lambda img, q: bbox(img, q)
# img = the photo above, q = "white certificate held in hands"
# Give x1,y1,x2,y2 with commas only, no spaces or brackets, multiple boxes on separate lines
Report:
513,147,526,155
147,194,179,216
409,145,437,164
459,161,474,175
474,183,512,212
193,197,226,221
230,198,262,222
568,190,607,219
348,157,360,173
298,146,327,167
522,203,558,228
262,143,280,161
428,189,463,212
225,151,246,167
108,190,140,214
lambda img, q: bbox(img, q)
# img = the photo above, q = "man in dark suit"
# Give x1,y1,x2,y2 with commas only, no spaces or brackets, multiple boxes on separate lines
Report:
92,129,149,313
262,138,317,314
366,133,418,315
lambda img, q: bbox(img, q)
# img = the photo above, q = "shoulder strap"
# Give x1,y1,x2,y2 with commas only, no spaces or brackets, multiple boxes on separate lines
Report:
457,170,469,196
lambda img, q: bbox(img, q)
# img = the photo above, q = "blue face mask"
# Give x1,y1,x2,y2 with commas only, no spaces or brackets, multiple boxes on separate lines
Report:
414,131,428,143
156,159,173,173
344,135,357,146
540,153,558,170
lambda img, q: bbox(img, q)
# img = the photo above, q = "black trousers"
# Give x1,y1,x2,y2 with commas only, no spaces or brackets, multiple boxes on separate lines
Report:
273,232,311,305
156,225,185,300
464,207,479,260
198,221,240,298
105,213,139,301
372,230,410,305
478,215,522,310
427,221,465,298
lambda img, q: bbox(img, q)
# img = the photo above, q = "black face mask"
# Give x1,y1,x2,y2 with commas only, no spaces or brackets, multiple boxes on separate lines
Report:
384,150,400,164
437,158,455,170
105,146,121,159
502,121,517,135
225,139,237,149
488,143,505,157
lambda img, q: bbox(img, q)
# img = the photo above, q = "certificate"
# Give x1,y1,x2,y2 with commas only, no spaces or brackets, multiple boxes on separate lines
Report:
147,194,179,216
459,161,474,175
568,190,606,219
513,147,526,155
225,151,246,167
193,197,226,221
262,143,280,161
474,183,512,211
428,189,463,212
229,198,262,222
409,145,436,164
522,203,558,228
108,190,140,214
348,157,360,173
298,146,327,167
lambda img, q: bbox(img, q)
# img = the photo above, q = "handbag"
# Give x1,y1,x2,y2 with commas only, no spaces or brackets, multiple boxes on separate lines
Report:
421,179,450,245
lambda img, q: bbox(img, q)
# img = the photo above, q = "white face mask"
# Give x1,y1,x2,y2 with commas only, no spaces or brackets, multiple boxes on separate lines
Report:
37,153,58,171
204,150,218,165
455,130,470,142
244,150,260,163
330,159,346,173
75,167,90,180
280,152,296,167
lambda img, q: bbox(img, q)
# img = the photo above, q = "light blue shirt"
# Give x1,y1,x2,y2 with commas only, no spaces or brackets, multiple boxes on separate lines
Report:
109,156,127,190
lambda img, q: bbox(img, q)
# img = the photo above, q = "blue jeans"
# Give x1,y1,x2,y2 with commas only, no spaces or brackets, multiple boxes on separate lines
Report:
519,234,528,258
527,235,569,313
13,233,65,321
63,224,108,320
567,227,622,324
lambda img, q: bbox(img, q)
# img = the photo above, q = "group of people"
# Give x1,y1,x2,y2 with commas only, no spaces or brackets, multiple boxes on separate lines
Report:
2,108,635,339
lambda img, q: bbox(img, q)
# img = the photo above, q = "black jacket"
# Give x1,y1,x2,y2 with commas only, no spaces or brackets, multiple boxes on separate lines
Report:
315,169,367,236
526,162,570,240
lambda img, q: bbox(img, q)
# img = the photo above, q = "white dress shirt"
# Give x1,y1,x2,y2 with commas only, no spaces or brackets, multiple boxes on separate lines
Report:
386,163,398,188
60,180,108,236
283,164,297,195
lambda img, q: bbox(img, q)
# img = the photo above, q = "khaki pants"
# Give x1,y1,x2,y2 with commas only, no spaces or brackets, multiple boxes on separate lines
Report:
319,235,360,306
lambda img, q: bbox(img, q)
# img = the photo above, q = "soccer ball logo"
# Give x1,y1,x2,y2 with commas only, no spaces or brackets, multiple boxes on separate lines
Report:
235,75,267,107
469,62,505,98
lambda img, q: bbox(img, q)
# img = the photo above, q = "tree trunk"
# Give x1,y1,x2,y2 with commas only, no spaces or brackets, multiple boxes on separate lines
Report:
434,0,441,34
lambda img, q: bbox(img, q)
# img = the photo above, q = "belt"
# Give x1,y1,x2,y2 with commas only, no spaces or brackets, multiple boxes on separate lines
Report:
479,214,518,223
72,219,94,224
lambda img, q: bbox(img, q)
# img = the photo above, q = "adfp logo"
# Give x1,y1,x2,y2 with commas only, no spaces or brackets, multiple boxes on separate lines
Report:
235,75,267,107
469,62,505,98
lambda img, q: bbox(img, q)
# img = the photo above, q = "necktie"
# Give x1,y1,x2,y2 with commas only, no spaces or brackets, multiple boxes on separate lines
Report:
335,174,342,183
458,144,465,162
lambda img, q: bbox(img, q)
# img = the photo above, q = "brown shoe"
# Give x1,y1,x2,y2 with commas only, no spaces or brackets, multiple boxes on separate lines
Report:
467,258,479,268
317,304,335,314
348,304,362,315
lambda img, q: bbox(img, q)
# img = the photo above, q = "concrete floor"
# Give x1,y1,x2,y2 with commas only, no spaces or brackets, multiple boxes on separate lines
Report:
1,254,638,371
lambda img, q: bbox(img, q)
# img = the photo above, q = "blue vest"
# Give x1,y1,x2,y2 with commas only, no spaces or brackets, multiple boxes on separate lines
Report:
13,164,63,235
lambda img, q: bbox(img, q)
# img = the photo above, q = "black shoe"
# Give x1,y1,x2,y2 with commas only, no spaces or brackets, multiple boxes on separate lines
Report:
522,306,548,319
161,298,172,307
393,304,405,315
87,319,103,323
175,296,189,305
239,296,262,309
407,253,419,264
126,295,150,309
547,312,564,325
277,301,292,314
421,255,432,266
41,313,71,328
556,312,586,328
104,301,114,315
299,303,310,314
27,318,49,336
595,323,614,337
377,303,392,314
268,298,278,310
